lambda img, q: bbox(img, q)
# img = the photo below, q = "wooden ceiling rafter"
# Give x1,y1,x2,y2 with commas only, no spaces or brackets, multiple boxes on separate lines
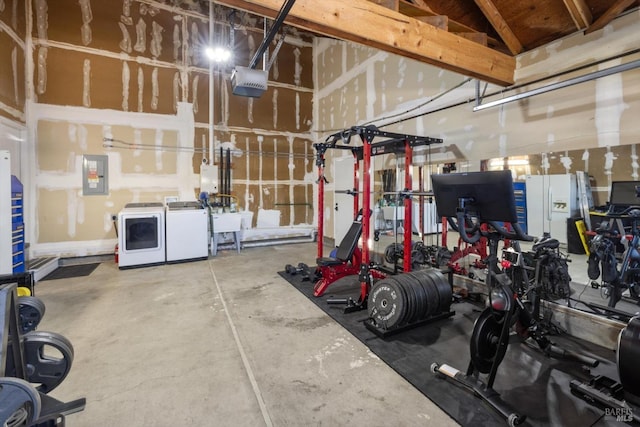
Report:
585,0,637,34
392,0,505,50
472,0,523,55
561,0,593,29
216,0,516,85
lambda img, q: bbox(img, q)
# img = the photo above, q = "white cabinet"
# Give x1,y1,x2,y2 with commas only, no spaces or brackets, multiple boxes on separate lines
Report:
0,151,11,274
525,174,579,244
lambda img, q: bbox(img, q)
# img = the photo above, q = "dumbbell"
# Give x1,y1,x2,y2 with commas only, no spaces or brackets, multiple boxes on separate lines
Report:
285,263,311,281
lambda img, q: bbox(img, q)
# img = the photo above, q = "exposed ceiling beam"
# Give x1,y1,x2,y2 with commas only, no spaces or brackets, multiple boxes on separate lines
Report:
408,0,430,9
472,0,523,55
561,0,593,29
585,0,636,34
215,0,515,85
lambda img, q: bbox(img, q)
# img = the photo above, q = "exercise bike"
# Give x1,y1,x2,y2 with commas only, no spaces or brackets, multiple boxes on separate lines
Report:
503,232,572,304
588,206,640,308
429,171,599,426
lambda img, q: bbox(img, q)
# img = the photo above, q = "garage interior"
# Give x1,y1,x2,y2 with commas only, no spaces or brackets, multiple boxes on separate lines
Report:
1,0,639,425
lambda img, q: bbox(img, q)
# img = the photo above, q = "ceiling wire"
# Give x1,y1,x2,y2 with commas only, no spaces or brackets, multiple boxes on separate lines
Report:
314,77,473,134
102,137,314,159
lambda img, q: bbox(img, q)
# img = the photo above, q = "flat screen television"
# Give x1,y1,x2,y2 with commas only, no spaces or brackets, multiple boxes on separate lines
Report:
609,181,640,207
431,170,518,224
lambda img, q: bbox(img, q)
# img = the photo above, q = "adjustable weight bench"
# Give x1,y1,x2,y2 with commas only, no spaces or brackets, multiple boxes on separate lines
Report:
313,217,363,297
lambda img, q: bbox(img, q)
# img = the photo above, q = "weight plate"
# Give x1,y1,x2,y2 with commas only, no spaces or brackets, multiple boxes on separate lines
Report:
470,308,506,374
384,243,403,264
417,271,439,318
390,276,413,326
617,316,640,396
23,331,75,393
407,271,430,321
435,247,452,267
408,272,428,321
395,275,418,324
0,377,41,427
411,249,426,268
18,296,46,334
426,269,453,312
368,279,407,330
421,271,443,314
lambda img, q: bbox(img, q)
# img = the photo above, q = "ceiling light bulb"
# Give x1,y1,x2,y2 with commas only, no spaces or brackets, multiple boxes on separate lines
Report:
206,46,231,62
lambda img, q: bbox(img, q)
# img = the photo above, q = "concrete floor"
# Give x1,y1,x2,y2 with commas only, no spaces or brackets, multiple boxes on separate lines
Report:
35,242,459,427
33,233,640,426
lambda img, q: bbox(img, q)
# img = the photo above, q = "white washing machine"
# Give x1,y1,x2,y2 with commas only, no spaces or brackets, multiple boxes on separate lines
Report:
118,202,166,269
165,202,209,263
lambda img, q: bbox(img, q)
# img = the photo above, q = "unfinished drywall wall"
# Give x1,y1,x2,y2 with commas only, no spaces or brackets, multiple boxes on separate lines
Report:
314,10,640,239
25,0,315,257
0,0,26,123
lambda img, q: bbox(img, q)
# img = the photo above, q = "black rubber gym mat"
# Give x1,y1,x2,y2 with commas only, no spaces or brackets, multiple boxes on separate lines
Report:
279,271,636,427
41,263,100,281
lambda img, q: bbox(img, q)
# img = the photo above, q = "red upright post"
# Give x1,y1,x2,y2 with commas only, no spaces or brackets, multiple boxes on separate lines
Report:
359,135,372,303
419,165,425,244
353,151,360,218
317,152,325,259
403,140,413,272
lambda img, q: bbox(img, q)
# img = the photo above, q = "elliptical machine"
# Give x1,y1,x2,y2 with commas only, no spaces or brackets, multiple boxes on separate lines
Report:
429,171,599,426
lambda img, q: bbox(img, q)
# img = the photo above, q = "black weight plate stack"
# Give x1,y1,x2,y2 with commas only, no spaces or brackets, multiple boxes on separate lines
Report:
394,275,419,324
425,269,453,313
418,271,439,318
422,270,443,314
368,278,408,330
409,272,428,321
398,274,421,323
18,296,46,334
400,271,428,321
617,316,640,396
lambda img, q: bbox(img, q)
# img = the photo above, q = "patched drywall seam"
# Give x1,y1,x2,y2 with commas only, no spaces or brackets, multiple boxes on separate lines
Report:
78,0,92,46
82,59,91,107
122,62,130,111
26,2,314,256
632,145,639,180
595,60,628,147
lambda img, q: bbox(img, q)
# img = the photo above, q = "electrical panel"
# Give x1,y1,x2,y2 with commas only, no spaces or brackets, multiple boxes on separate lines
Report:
82,155,109,195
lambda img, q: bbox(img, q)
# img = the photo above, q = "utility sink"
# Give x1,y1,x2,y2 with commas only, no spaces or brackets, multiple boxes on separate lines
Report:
211,213,242,233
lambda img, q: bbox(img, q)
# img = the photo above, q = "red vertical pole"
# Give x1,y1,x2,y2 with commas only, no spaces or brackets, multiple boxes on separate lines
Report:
353,151,360,218
317,152,325,259
360,136,372,303
419,165,425,244
403,140,413,272
362,140,371,267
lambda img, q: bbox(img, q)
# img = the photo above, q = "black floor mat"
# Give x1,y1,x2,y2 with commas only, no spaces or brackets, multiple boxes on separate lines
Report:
41,263,100,281
279,271,635,427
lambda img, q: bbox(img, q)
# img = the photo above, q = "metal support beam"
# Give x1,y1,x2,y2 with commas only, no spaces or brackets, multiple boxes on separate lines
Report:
248,0,296,70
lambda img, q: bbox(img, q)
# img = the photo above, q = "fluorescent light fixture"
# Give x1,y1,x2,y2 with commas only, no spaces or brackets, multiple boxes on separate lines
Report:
205,46,232,62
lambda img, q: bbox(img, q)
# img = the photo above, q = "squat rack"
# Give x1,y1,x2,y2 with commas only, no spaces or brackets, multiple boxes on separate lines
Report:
313,125,442,307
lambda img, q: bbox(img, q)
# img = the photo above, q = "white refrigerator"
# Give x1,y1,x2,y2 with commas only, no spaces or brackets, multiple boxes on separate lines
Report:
525,174,579,244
